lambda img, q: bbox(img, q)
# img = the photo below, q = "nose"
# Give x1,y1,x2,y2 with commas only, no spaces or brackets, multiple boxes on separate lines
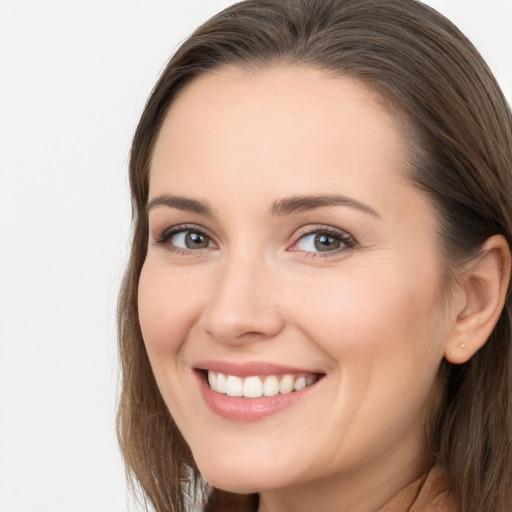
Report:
199,254,285,345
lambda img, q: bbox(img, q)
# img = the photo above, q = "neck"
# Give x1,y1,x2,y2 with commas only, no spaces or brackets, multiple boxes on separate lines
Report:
257,438,429,512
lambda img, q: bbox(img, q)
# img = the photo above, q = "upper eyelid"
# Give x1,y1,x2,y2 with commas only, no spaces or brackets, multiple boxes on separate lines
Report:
294,224,356,241
153,223,216,244
289,224,357,252
151,222,356,248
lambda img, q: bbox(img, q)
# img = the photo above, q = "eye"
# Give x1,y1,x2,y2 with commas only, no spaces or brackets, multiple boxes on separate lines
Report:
171,230,213,250
154,226,216,252
290,227,355,254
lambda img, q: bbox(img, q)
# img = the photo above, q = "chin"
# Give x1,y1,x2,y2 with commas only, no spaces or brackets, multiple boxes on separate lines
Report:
201,467,265,494
204,476,260,495
194,451,291,494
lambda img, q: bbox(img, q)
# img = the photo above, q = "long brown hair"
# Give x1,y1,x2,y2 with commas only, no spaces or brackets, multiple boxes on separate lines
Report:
117,1,512,510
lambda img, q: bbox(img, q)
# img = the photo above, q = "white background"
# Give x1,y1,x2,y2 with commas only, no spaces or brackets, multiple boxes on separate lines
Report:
0,1,510,511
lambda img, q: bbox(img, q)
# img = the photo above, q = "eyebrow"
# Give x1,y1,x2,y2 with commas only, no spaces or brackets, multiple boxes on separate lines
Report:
271,195,380,217
145,193,379,218
145,194,213,216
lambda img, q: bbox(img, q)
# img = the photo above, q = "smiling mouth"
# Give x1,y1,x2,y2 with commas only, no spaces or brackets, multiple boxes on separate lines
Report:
206,371,321,398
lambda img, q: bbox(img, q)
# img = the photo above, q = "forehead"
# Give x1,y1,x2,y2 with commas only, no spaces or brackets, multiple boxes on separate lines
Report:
150,65,412,210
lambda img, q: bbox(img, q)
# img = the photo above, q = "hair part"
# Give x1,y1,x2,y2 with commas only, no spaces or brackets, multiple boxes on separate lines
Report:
117,1,512,511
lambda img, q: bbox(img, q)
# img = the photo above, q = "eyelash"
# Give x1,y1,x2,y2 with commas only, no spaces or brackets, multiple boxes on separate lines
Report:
154,224,216,255
153,224,356,257
291,225,356,257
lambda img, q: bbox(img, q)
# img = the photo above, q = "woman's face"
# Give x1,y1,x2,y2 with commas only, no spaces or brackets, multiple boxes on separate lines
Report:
139,66,454,505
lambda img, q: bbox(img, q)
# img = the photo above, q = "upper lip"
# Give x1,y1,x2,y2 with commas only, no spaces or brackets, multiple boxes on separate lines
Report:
194,360,324,377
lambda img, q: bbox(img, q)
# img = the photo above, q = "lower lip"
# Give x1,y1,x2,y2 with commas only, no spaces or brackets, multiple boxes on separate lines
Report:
196,371,320,422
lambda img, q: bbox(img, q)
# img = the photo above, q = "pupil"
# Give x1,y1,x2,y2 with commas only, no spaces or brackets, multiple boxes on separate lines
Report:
314,234,339,252
186,232,208,248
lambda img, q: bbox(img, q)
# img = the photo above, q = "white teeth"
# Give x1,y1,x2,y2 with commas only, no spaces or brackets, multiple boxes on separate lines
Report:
226,375,243,397
279,374,295,394
208,371,217,389
294,376,306,391
207,371,318,398
263,375,279,396
242,376,263,398
216,372,227,393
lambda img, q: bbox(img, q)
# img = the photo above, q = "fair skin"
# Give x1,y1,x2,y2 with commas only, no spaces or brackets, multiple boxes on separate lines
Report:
138,66,510,512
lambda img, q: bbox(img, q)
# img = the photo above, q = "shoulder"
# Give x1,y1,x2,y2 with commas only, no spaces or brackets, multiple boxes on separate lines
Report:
378,466,458,512
410,466,458,512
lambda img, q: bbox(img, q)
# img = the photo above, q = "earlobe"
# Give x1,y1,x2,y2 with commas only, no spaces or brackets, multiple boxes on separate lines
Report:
444,235,511,365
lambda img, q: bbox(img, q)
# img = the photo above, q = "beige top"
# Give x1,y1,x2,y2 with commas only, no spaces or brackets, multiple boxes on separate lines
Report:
378,467,458,512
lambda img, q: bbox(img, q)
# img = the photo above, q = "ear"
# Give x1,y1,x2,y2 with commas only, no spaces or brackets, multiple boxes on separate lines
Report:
444,235,511,364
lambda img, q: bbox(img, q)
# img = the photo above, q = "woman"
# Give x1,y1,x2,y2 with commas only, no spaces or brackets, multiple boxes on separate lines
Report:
117,1,512,511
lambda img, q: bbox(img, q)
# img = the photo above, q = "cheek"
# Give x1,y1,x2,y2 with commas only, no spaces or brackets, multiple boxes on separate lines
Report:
294,268,446,449
137,261,211,423
289,264,446,380
138,262,200,359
